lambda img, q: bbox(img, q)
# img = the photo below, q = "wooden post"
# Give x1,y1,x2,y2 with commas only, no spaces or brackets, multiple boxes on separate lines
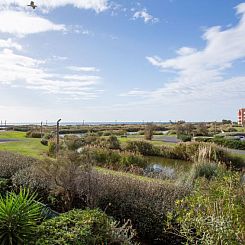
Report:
56,119,61,157
40,121,43,138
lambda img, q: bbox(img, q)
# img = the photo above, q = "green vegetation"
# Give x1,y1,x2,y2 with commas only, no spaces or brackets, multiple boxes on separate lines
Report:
167,171,245,244
0,126,244,244
0,189,42,245
0,139,47,158
36,209,135,245
0,131,26,139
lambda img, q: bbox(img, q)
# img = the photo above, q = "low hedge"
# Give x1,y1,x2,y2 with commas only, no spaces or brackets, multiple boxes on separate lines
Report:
36,209,135,245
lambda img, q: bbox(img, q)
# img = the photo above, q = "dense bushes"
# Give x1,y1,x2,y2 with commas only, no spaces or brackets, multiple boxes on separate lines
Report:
167,171,245,244
81,147,147,170
26,130,42,138
195,136,245,150
213,137,245,150
125,140,159,156
36,209,136,245
78,170,189,242
0,151,39,178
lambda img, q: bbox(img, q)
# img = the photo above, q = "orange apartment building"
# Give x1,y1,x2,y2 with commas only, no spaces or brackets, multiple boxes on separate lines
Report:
238,108,245,125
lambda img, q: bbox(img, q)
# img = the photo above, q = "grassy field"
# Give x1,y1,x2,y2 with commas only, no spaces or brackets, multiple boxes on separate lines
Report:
0,131,26,139
0,131,47,158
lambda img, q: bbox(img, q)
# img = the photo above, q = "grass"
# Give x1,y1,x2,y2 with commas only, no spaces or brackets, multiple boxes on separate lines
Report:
118,135,176,147
0,131,26,139
232,153,245,160
96,166,174,184
0,131,47,158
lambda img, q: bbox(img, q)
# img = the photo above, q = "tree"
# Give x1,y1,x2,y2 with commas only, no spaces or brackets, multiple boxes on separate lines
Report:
144,124,155,140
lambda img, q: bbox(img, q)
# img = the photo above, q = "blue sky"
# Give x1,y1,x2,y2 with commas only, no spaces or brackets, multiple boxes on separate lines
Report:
0,0,244,122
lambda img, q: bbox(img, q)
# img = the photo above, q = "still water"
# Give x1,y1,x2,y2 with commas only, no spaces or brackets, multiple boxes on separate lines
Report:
144,156,192,179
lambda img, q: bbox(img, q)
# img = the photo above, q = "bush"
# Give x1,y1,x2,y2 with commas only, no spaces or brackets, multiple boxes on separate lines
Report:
48,140,57,157
0,178,10,195
167,171,245,244
26,131,42,138
63,135,84,151
125,140,158,156
144,124,155,140
40,138,48,146
0,189,42,245
213,137,245,150
81,147,147,170
106,135,121,149
76,169,189,242
0,151,39,178
36,209,136,245
190,162,220,180
177,134,192,142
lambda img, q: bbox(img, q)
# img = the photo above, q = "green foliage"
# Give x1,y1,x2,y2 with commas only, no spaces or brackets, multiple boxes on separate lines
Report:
82,147,147,170
167,171,245,244
125,140,158,156
177,134,192,142
105,135,121,149
0,178,10,195
63,135,84,151
213,137,245,150
0,189,42,245
190,162,220,180
48,140,57,157
36,209,136,245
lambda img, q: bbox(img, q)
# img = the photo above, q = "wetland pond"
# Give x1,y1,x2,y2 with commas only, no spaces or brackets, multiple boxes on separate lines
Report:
144,156,192,179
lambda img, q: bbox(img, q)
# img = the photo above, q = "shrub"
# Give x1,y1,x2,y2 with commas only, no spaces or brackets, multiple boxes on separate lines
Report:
36,209,136,245
106,135,121,149
40,138,48,146
144,124,155,140
190,162,220,180
76,169,189,242
125,140,158,156
0,189,42,245
48,140,57,157
0,151,39,178
177,134,192,142
81,147,147,170
26,131,42,138
213,137,245,150
63,135,84,151
0,178,10,195
167,171,245,244
34,152,86,212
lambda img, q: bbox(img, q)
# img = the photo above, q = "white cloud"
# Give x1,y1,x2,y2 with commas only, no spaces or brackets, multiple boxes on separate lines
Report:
0,10,65,36
0,38,22,50
125,3,245,107
133,9,159,23
68,66,100,72
176,47,197,56
0,0,109,13
0,42,102,100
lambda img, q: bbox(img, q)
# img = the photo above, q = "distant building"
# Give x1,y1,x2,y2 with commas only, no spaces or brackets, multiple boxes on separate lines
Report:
238,108,245,125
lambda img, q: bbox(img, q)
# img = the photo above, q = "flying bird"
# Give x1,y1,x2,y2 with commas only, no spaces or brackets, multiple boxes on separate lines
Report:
27,1,37,9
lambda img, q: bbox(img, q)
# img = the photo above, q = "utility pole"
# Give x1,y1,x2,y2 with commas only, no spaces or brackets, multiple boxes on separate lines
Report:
40,121,43,138
56,119,61,157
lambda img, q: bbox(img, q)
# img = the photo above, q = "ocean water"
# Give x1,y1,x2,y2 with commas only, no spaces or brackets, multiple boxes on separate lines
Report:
7,121,170,126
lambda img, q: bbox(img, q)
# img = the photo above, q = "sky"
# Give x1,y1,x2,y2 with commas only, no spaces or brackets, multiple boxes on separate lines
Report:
0,0,245,123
